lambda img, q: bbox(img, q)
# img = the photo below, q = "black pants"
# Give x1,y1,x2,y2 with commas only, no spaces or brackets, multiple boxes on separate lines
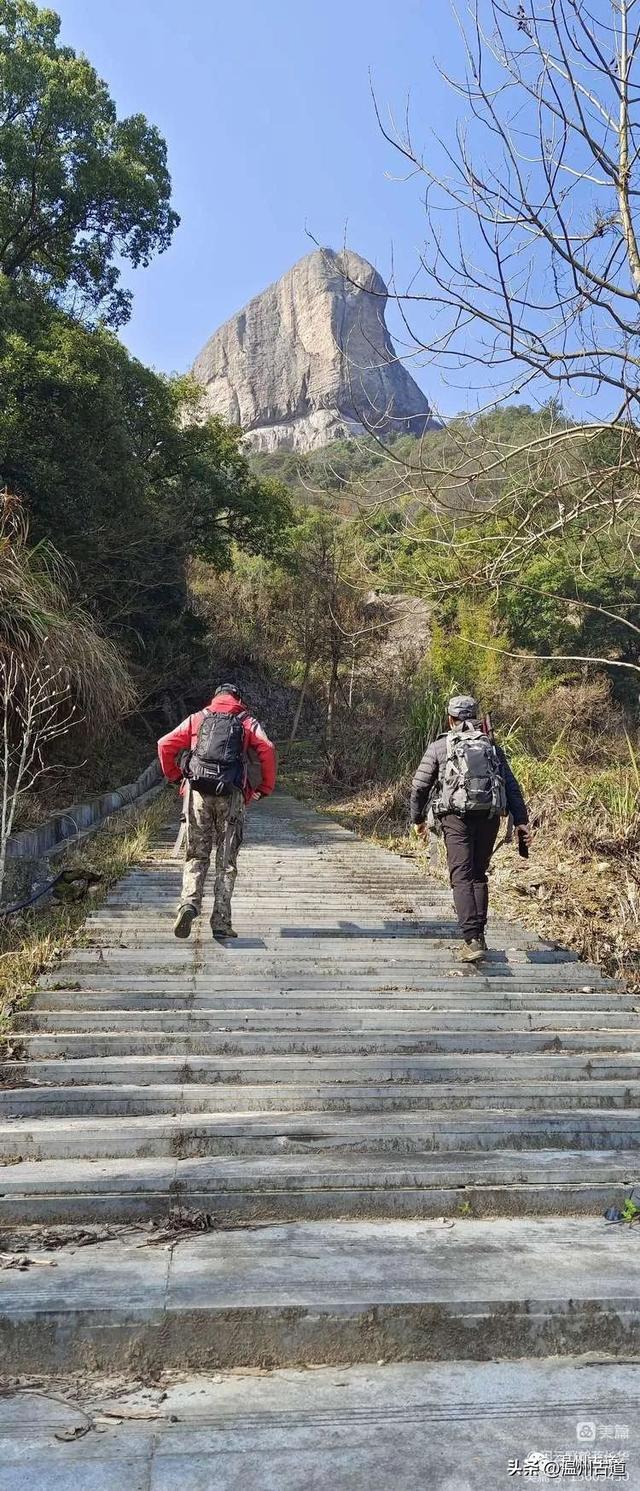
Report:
441,812,500,940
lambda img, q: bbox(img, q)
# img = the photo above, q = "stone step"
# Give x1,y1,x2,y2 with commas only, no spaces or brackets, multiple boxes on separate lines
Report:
63,942,581,964
4,1051,640,1089
100,892,503,904
38,974,622,998
85,901,532,916
0,1149,635,1224
27,990,636,1015
85,927,537,947
10,1028,640,1058
4,789,633,1398
1,1218,639,1375
104,883,448,902
45,962,616,991
18,1006,637,1032
2,1358,637,1491
2,1079,640,1117
87,903,466,919
2,1107,639,1160
96,862,442,873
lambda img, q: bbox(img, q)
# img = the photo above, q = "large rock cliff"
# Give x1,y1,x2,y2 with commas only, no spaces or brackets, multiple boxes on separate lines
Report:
191,248,436,452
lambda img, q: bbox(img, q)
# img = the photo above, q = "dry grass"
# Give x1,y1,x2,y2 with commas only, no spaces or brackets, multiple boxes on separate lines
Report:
0,496,134,725
0,791,170,1025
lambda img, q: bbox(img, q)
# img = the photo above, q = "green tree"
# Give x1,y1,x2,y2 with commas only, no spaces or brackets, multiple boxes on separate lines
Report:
0,287,291,686
0,0,178,324
171,382,293,568
499,542,640,704
272,511,368,760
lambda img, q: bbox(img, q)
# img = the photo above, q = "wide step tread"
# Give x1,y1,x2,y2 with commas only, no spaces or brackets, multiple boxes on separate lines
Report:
1,791,637,1376
2,1219,640,1373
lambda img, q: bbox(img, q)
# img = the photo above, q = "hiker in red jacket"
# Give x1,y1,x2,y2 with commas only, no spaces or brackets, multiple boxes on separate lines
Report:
158,685,277,941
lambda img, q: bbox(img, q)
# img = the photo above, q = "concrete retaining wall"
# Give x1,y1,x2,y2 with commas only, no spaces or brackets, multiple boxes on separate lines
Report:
6,760,163,865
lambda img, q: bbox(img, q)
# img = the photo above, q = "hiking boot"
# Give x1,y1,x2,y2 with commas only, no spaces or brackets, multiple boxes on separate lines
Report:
211,923,238,942
461,937,484,964
174,904,197,939
478,933,488,952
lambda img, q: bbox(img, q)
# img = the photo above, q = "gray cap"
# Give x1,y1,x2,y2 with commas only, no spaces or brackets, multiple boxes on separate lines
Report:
448,694,478,721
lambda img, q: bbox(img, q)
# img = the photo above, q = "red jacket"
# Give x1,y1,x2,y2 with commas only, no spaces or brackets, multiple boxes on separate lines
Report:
157,693,277,804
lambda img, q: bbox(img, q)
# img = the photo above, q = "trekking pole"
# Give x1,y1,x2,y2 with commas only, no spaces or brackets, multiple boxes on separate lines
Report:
482,709,514,854
485,712,528,854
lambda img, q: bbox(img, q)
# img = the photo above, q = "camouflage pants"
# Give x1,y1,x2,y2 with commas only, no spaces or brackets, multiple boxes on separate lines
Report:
181,785,245,932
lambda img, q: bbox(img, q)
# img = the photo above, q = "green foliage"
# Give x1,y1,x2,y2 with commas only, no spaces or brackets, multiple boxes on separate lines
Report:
150,378,292,569
190,550,284,668
297,409,640,711
499,539,639,667
579,735,640,843
0,287,291,688
398,601,512,768
253,432,433,512
621,1197,640,1223
429,600,510,704
0,0,294,827
253,410,568,516
401,679,448,770
582,768,640,841
191,506,378,763
0,0,178,324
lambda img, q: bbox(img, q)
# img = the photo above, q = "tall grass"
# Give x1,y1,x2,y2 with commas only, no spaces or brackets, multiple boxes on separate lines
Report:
0,496,134,725
506,726,640,846
580,733,640,844
400,680,449,771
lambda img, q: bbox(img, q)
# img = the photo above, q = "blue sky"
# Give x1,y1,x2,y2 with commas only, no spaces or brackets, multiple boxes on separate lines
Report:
53,0,457,404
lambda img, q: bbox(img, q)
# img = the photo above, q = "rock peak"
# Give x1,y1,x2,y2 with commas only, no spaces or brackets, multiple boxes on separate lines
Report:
192,247,436,452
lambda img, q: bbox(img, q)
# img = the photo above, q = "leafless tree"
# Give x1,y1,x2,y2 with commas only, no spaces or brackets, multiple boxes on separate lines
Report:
343,0,640,671
0,650,77,905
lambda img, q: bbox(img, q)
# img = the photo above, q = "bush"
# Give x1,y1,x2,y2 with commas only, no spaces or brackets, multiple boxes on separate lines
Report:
401,678,449,770
428,600,511,706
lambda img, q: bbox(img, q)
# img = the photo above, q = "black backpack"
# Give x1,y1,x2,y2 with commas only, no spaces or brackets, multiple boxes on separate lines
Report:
437,725,507,817
188,710,247,796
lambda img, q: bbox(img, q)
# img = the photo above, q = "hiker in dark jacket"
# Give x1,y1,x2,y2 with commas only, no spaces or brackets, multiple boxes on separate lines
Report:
410,694,530,962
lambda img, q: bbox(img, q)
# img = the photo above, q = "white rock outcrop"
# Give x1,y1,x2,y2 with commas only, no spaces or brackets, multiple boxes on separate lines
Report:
192,248,435,451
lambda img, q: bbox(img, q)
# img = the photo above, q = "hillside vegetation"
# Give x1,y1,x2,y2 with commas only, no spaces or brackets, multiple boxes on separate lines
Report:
0,0,638,991
206,411,639,983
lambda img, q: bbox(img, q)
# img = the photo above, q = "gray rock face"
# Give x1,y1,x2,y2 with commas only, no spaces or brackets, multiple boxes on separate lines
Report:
192,248,436,451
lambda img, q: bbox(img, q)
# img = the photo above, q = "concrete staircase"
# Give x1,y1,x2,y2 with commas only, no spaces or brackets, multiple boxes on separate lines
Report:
1,792,639,1379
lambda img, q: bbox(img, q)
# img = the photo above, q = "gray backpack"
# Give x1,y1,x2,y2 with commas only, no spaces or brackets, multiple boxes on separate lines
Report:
437,725,507,817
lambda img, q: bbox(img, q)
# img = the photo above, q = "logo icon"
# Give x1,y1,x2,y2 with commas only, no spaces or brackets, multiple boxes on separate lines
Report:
576,1422,597,1443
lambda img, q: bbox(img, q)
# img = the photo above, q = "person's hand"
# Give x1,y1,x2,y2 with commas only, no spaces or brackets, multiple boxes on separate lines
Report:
253,791,263,801
413,822,428,840
516,823,532,845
